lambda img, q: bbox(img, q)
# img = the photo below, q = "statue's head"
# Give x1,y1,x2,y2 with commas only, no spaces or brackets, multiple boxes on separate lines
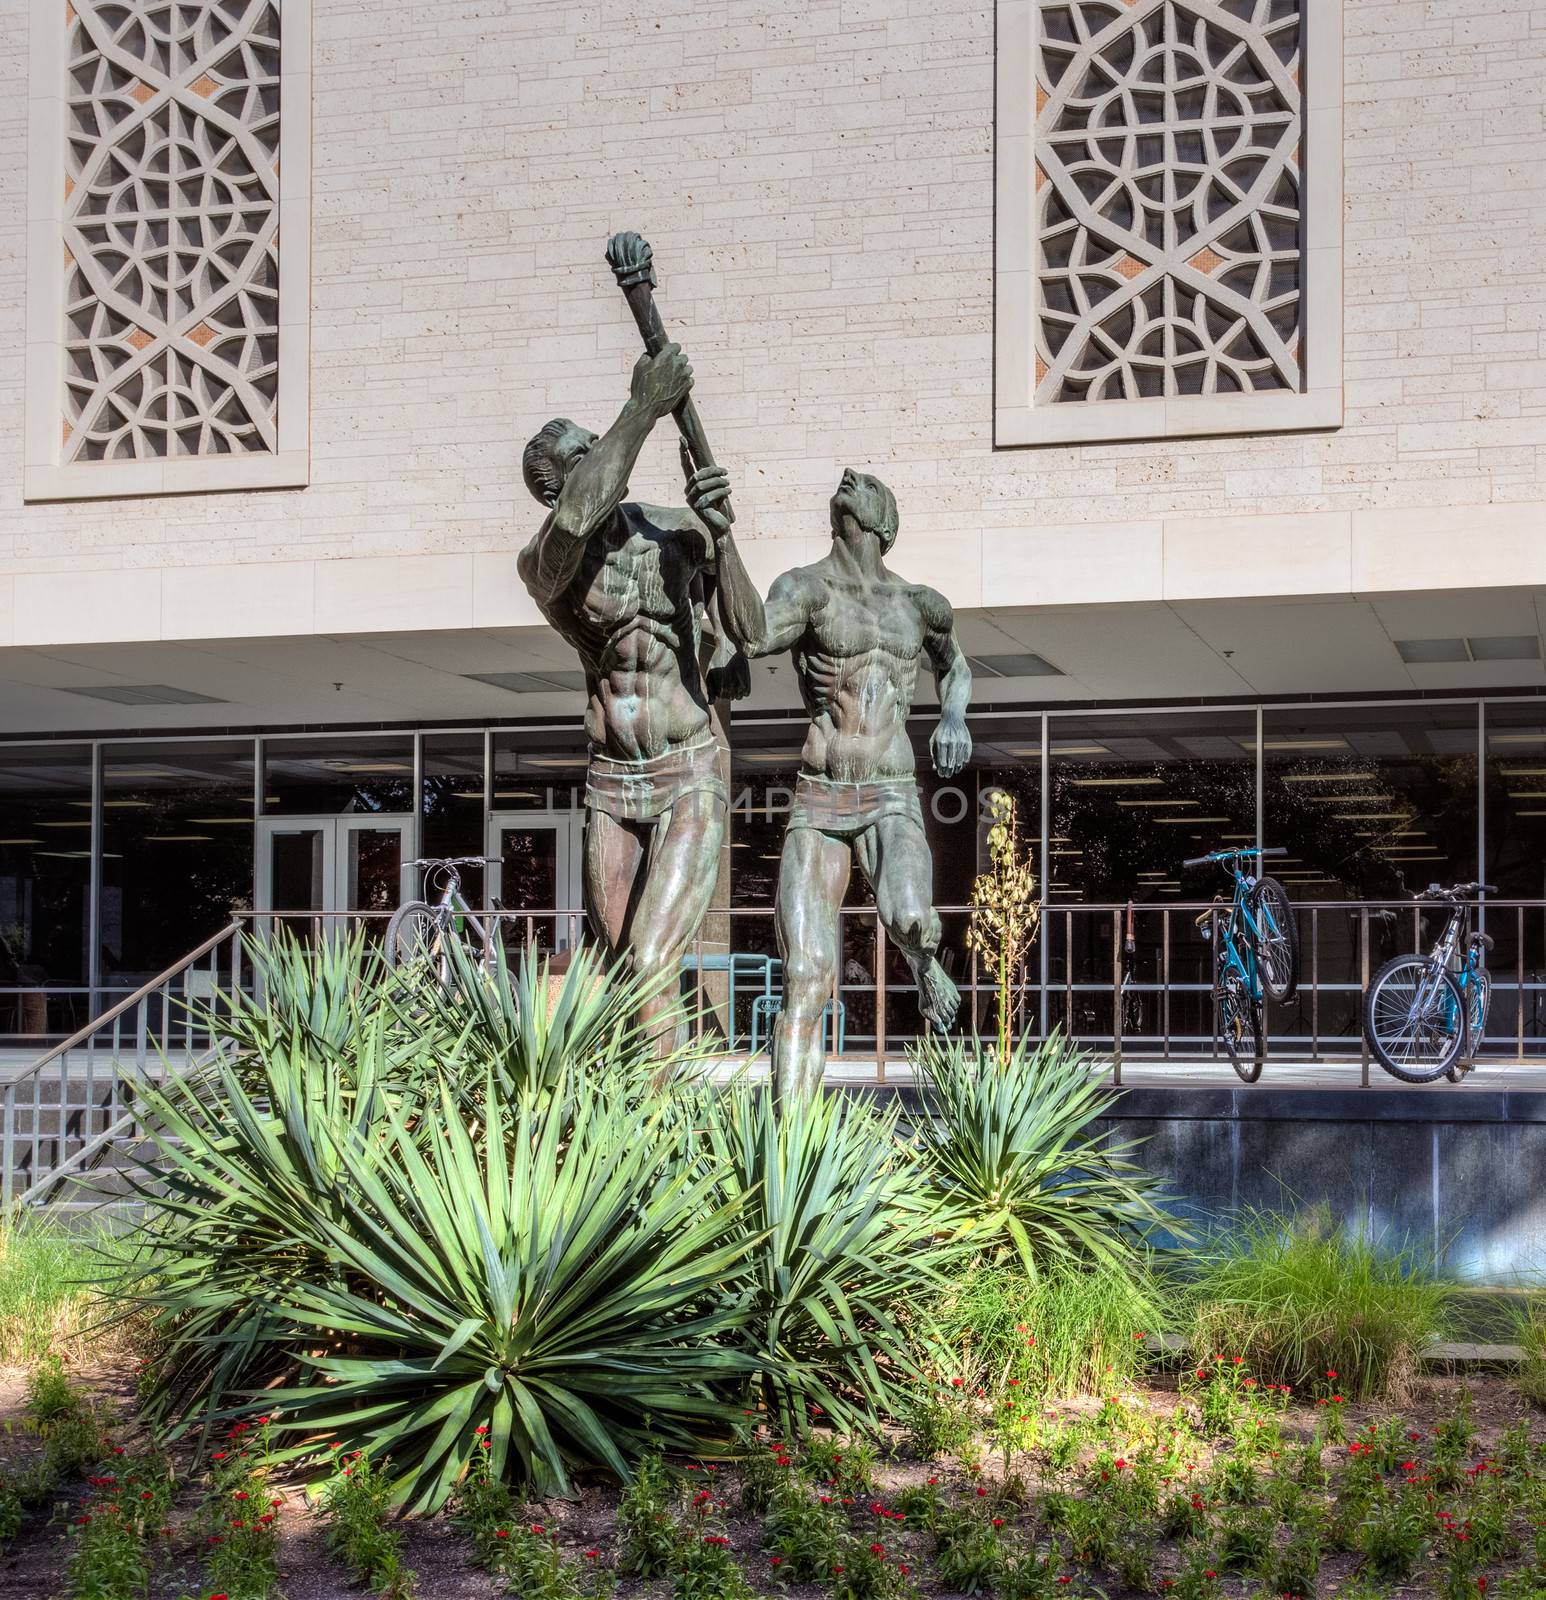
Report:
829,468,898,553
522,418,599,506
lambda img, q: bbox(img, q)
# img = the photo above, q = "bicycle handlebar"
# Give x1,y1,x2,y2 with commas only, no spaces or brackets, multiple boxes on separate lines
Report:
1416,881,1497,900
1181,846,1287,870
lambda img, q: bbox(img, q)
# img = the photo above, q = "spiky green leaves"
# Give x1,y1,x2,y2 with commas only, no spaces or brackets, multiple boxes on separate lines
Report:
911,1032,1182,1276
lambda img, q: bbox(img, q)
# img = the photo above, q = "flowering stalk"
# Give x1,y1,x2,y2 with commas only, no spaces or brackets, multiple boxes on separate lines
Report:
967,791,1039,1062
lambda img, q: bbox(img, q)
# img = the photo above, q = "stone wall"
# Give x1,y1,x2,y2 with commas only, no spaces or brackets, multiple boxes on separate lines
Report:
0,0,1543,646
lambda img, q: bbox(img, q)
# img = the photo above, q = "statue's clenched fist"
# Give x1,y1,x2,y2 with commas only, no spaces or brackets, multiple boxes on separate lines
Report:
630,342,693,419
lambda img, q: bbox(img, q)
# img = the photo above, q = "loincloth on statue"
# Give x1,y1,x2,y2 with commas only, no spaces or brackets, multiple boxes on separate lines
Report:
585,735,727,824
786,771,926,838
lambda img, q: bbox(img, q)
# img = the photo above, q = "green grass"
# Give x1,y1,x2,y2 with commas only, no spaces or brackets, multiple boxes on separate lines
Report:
1509,1291,1546,1408
1184,1207,1452,1401
924,1254,1171,1397
0,1220,132,1365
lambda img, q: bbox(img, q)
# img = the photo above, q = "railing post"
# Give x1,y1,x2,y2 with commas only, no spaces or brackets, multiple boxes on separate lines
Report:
1360,907,1371,1088
1064,909,1074,1037
1161,908,1171,1062
1111,908,1122,1085
1310,907,1320,1062
874,917,887,1083
1518,903,1526,1064
2,1084,13,1208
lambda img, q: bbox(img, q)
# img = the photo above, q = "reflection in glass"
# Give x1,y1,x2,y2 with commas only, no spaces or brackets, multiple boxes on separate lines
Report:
1263,703,1478,1049
100,739,255,986
423,733,486,905
0,744,92,1037
1044,710,1256,1053
263,735,413,815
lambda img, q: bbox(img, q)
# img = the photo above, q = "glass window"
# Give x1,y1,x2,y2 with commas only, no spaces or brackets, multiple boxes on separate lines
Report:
1263,702,1477,900
99,740,256,985
262,736,414,815
1482,699,1546,1053
422,733,486,904
490,730,587,814
1045,709,1257,1053
0,743,92,1038
1263,701,1479,1049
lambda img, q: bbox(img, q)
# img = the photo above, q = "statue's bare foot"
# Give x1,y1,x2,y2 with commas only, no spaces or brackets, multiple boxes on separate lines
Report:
918,958,961,1032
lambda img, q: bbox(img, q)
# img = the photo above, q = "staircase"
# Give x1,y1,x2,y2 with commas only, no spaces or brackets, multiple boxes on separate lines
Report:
3,921,247,1211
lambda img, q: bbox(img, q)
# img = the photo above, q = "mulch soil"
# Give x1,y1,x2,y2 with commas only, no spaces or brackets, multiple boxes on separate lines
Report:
0,1365,1540,1598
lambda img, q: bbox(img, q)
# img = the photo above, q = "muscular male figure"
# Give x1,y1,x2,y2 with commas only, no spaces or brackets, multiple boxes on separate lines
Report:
517,343,745,1048
690,466,973,1099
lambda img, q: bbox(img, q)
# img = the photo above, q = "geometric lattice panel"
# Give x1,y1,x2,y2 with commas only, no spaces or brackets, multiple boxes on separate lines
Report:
1037,0,1302,403
62,0,282,461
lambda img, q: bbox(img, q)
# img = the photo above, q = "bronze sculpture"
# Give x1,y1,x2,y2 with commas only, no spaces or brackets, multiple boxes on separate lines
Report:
691,467,974,1099
516,267,748,1048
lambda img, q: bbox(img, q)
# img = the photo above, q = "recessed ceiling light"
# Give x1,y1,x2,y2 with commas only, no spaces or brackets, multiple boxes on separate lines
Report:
1069,777,1165,787
1395,638,1468,664
38,820,91,829
1333,811,1413,820
1281,770,1377,783
1049,743,1110,757
1492,733,1546,745
1468,635,1541,661
187,817,253,825
969,653,1063,678
1117,798,1199,808
0,838,43,845
465,670,588,694
59,683,228,706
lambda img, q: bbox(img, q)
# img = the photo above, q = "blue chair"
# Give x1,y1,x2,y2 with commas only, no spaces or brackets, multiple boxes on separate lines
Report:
748,993,845,1056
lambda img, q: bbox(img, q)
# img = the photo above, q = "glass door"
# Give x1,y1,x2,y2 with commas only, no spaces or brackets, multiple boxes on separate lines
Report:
257,817,413,935
487,813,580,952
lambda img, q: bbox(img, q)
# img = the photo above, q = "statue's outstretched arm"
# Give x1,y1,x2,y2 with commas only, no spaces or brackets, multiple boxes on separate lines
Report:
684,462,817,660
521,346,693,602
921,587,972,778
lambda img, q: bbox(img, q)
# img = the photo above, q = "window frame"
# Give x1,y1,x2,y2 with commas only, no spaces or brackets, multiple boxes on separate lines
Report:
22,0,311,502
993,0,1343,448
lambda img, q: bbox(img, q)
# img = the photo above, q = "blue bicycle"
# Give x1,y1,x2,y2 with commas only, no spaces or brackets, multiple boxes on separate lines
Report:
1183,846,1300,1082
1363,882,1494,1084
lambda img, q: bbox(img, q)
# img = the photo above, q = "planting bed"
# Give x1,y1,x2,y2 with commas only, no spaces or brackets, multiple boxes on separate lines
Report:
1,1364,1544,1599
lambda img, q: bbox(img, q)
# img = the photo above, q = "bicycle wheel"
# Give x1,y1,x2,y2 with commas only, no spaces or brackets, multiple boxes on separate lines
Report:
1447,967,1491,1082
385,900,446,971
1364,956,1465,1083
1250,877,1300,1004
1218,968,1263,1083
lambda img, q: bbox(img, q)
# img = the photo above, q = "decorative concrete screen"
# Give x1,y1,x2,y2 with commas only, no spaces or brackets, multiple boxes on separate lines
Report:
995,0,1341,446
24,0,310,500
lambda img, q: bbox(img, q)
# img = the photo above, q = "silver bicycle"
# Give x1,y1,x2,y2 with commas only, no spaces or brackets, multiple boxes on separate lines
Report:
384,856,501,980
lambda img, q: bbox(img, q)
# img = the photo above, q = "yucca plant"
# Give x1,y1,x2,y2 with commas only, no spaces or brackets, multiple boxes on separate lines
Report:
704,1083,970,1439
205,928,397,1061
911,1031,1179,1275
122,1050,759,1508
419,936,701,1105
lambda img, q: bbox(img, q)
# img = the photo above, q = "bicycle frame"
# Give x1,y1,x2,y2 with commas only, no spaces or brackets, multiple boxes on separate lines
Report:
1213,861,1273,1004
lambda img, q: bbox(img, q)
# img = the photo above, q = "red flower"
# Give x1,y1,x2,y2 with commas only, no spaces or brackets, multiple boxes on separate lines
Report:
869,1543,885,1556
495,1530,509,1539
951,1377,963,1388
584,1550,598,1560
976,1486,988,1497
531,1524,545,1535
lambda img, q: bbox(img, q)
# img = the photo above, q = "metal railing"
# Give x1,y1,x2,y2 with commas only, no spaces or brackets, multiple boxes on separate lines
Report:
2,921,246,1206
9,894,1546,1206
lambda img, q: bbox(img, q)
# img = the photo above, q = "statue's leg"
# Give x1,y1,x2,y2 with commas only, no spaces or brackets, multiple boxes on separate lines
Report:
858,814,961,1033
624,788,726,1058
772,826,851,1102
582,804,646,956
